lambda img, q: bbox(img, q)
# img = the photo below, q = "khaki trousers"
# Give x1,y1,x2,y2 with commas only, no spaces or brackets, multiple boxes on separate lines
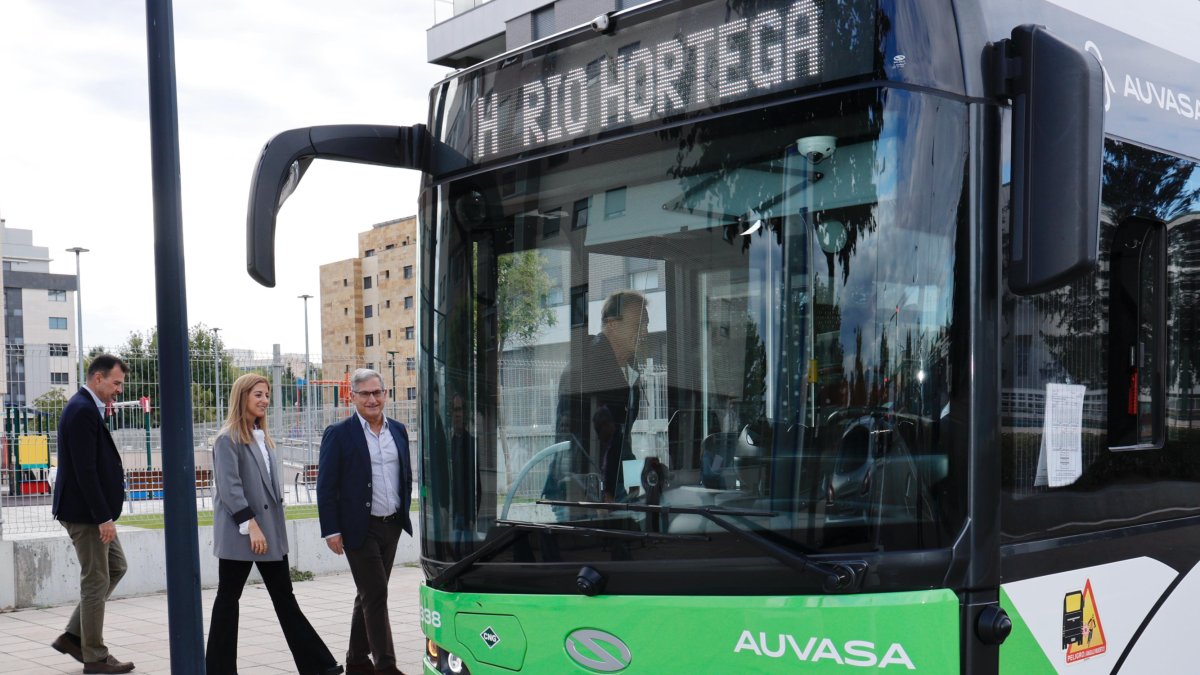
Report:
61,521,127,663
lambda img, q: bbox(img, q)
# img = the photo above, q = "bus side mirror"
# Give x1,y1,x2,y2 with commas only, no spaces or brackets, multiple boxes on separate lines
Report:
245,124,433,287
996,24,1104,295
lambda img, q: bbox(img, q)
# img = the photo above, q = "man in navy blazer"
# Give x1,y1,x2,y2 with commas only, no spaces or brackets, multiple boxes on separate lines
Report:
318,368,412,675
50,354,135,674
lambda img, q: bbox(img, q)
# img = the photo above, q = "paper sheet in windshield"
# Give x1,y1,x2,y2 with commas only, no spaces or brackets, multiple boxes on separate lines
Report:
1034,383,1086,488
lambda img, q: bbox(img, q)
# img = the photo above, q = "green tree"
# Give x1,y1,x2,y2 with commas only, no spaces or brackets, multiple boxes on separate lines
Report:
496,251,557,349
32,387,69,431
107,323,237,426
494,250,558,486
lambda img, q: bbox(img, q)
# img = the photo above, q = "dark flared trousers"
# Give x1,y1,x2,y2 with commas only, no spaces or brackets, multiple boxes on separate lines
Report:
205,556,337,675
344,517,404,669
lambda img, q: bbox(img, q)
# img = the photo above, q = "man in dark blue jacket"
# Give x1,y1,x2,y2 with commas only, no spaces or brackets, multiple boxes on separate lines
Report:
50,354,135,674
318,368,413,675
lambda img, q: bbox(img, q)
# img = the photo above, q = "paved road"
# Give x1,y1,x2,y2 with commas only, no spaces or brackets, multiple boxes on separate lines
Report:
0,566,427,674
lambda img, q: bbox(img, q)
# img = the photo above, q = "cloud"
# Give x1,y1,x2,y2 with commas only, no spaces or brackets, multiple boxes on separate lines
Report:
0,0,449,358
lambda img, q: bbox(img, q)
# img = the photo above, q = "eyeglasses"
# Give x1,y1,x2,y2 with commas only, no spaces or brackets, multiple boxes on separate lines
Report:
353,389,386,399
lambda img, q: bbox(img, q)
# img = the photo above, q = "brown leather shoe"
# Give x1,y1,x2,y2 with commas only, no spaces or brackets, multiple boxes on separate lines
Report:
51,632,83,663
83,654,135,673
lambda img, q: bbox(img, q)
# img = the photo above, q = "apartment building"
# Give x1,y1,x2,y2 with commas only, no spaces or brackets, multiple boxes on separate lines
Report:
319,217,419,402
1,219,79,408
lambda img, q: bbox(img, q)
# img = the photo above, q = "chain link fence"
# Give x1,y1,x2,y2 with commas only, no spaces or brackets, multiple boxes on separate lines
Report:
0,345,418,538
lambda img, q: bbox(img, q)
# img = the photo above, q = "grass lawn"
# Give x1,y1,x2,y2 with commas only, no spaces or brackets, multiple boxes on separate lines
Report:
121,503,417,529
123,504,321,529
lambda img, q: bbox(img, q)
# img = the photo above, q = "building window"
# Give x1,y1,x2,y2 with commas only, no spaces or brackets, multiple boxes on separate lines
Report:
366,362,374,370
49,343,69,357
406,387,417,400
365,334,375,347
344,336,350,344
344,307,349,315
48,290,67,302
385,243,395,250
403,265,413,279
406,357,416,371
365,248,375,257
386,299,392,308
572,198,589,229
532,5,555,40
404,296,414,310
51,372,70,385
605,187,627,219
49,317,68,330
344,278,348,287
384,270,390,279
365,305,374,319
405,326,414,340
363,276,373,289
387,329,392,339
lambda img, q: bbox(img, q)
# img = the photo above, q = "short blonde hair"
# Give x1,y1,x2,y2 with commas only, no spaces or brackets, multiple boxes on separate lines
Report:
222,373,275,448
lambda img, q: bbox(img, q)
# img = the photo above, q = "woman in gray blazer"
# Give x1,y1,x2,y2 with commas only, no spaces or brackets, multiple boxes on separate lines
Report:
205,374,342,675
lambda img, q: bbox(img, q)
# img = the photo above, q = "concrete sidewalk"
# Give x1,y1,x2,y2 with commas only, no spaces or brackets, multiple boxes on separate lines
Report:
0,565,427,674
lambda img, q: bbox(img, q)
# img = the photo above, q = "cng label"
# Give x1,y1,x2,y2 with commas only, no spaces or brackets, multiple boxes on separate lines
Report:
1062,579,1106,663
480,626,501,649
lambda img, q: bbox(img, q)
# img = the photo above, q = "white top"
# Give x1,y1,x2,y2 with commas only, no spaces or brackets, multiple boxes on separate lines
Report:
252,429,271,479
240,429,272,536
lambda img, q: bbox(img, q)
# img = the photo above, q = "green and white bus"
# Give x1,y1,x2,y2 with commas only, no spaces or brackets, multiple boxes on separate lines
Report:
245,0,1200,672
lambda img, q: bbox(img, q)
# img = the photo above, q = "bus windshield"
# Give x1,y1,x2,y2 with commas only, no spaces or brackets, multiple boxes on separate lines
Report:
422,87,967,567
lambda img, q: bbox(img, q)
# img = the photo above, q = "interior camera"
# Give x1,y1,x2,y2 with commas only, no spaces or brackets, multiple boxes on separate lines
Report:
795,135,838,163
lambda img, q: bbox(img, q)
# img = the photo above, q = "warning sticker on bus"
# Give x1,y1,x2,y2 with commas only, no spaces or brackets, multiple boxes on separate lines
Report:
1062,579,1107,663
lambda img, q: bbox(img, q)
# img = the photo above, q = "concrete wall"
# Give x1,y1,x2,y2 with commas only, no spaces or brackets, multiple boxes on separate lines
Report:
0,519,421,611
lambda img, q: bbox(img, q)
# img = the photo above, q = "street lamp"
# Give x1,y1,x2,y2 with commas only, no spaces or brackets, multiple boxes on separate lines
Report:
299,294,313,463
212,327,222,424
387,350,399,418
66,247,89,388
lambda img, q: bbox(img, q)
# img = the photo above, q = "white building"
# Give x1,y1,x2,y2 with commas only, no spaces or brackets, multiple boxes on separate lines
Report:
1,218,79,409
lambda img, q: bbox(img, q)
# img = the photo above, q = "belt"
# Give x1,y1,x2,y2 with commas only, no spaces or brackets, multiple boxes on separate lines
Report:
372,510,405,523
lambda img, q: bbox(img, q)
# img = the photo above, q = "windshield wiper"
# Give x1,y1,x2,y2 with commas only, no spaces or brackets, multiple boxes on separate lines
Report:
540,499,864,592
427,518,707,590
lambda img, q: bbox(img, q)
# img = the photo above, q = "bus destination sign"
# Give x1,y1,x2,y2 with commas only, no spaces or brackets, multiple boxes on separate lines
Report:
461,0,877,162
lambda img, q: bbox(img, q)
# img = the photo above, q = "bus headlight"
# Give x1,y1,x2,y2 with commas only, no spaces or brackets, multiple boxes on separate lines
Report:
447,652,466,673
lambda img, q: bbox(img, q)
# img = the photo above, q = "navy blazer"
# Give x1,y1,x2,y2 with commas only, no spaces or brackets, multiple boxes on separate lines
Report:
52,389,125,524
316,413,412,549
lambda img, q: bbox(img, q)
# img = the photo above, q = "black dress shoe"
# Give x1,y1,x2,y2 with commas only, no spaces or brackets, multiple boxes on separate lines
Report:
83,655,135,674
317,665,345,675
346,660,376,675
51,632,83,663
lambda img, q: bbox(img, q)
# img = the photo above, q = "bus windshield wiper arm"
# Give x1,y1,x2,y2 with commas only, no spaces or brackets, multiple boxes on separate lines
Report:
540,499,863,592
427,518,706,590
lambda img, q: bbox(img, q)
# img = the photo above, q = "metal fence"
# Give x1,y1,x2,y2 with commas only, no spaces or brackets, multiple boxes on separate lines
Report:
0,345,418,538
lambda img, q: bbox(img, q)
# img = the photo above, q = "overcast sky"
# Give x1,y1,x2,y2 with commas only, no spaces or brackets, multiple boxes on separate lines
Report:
0,0,448,358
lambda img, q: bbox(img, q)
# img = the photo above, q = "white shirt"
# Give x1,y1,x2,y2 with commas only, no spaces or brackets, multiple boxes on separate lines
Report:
359,413,401,517
252,429,272,479
240,429,272,536
82,385,105,417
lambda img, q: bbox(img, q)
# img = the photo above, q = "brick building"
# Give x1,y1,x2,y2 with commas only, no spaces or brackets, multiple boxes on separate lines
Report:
319,216,418,402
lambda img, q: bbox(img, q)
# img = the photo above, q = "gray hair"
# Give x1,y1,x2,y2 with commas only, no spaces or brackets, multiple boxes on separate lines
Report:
350,368,384,392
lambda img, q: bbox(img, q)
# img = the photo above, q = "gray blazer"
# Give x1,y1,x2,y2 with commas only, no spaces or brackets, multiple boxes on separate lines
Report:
212,430,287,561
